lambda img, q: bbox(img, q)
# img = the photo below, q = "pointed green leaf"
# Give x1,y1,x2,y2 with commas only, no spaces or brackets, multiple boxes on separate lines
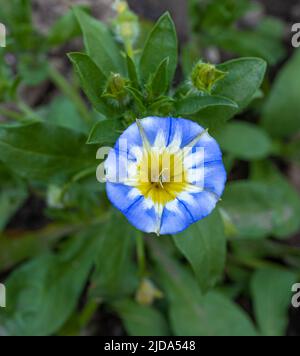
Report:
68,52,112,115
126,55,140,89
140,12,178,84
196,58,267,126
74,7,125,74
176,94,238,116
87,119,123,145
149,58,170,97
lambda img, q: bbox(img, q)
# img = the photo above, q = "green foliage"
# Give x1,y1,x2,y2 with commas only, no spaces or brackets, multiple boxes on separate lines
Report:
221,178,300,240
251,268,298,336
173,210,226,292
262,50,300,138
74,7,126,75
113,300,170,336
0,122,96,184
0,0,299,337
215,121,273,160
150,238,258,336
0,228,102,336
0,164,28,231
90,213,139,300
188,0,286,65
139,12,178,84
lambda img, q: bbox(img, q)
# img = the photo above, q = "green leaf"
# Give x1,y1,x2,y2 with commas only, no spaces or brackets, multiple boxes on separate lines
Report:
176,94,238,116
18,53,49,86
197,58,267,126
0,0,31,32
215,57,267,111
149,239,257,336
48,6,89,46
214,121,273,160
251,268,297,336
113,300,170,336
140,12,178,84
40,95,88,133
90,213,139,300
212,25,285,66
0,228,101,336
126,55,140,89
221,179,300,240
148,58,170,97
282,139,300,164
0,224,75,271
250,161,300,239
87,119,123,145
0,165,28,232
74,7,125,75
173,210,226,292
125,86,146,112
68,52,112,116
0,122,95,184
262,49,300,138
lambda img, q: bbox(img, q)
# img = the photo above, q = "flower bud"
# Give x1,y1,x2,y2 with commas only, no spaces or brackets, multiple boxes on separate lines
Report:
114,0,128,14
109,73,126,93
135,278,163,306
113,0,139,56
191,61,227,93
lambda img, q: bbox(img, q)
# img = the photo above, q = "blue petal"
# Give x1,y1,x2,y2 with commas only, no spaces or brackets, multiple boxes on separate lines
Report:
114,117,171,157
204,160,227,197
140,117,172,146
160,199,195,235
124,198,157,233
177,191,219,223
190,133,223,163
173,118,204,148
106,182,141,213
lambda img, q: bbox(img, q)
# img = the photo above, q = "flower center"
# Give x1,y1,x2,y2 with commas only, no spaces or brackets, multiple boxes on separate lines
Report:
135,149,189,206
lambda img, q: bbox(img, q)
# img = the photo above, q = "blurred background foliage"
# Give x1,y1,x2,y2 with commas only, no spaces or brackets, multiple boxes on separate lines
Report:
0,0,299,336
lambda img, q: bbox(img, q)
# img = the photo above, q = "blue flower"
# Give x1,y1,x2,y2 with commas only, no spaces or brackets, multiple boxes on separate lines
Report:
105,117,226,235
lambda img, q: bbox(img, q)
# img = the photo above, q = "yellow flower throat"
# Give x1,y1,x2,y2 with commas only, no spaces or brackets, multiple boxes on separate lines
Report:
135,149,189,206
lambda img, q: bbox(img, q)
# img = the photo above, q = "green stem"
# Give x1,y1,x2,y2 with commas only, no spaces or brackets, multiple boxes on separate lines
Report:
78,300,100,328
0,106,24,121
229,255,282,270
136,233,146,278
49,65,91,124
60,166,96,201
17,99,42,121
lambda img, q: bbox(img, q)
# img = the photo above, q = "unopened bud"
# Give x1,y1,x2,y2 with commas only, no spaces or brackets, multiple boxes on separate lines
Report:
135,278,163,306
191,61,227,93
105,73,127,98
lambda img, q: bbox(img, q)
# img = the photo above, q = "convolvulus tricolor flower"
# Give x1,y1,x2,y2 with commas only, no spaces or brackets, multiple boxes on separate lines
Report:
105,117,226,235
